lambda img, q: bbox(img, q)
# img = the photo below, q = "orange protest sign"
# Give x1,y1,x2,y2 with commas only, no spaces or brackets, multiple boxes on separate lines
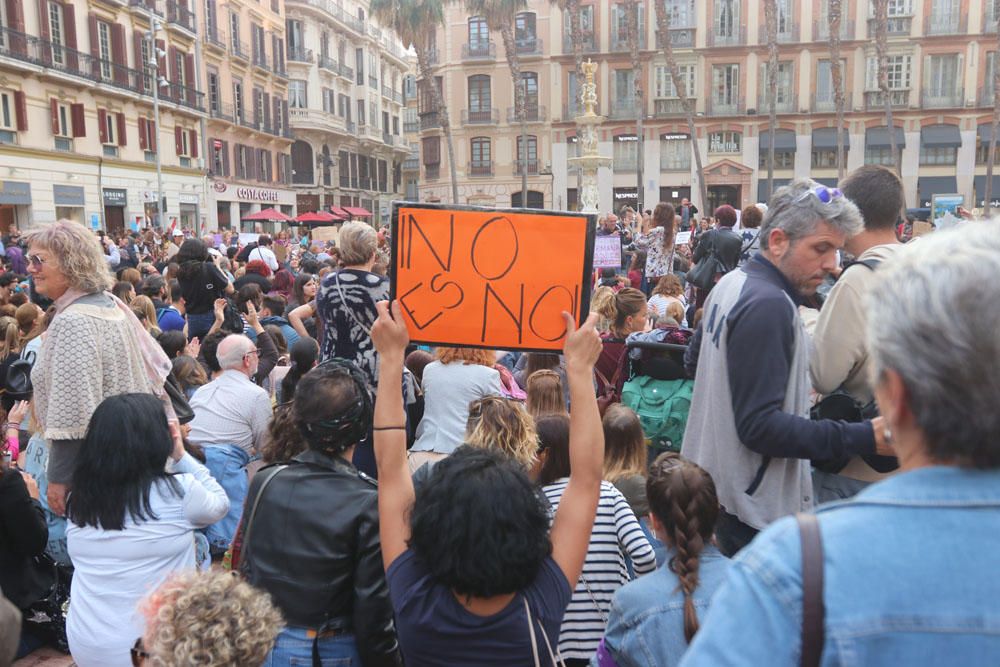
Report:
390,203,597,351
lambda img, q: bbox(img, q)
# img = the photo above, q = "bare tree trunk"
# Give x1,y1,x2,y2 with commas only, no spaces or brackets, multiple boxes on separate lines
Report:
626,0,643,213
654,0,707,213
416,43,459,204
986,17,1000,215
764,0,778,200
828,0,846,181
498,24,528,208
873,0,900,176
567,0,585,207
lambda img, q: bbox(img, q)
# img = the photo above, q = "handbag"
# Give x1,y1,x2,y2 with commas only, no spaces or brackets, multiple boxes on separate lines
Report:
227,463,288,573
797,513,824,667
21,554,72,653
686,251,722,291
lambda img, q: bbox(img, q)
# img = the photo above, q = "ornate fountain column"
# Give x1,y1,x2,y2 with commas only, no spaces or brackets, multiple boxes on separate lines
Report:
568,59,613,213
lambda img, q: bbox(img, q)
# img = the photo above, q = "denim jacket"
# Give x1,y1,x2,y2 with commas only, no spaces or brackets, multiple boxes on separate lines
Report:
597,546,730,667
681,467,1000,666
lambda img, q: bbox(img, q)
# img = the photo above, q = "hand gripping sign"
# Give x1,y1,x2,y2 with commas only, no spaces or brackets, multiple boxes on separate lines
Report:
390,203,597,351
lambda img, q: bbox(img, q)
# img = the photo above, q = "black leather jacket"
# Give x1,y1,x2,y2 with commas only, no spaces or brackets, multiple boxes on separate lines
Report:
240,450,401,667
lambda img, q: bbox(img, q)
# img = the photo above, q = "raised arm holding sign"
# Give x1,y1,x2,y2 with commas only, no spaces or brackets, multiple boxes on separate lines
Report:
390,203,597,351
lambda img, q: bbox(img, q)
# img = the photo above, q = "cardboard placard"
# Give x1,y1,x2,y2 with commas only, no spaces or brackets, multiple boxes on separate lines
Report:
311,226,340,244
675,231,692,245
391,203,597,351
593,235,623,269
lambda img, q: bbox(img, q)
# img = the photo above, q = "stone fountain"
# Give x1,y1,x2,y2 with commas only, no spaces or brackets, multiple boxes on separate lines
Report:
567,59,613,212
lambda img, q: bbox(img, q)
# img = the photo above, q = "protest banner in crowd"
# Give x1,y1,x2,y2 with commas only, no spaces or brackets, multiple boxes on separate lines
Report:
390,202,596,351
593,236,623,269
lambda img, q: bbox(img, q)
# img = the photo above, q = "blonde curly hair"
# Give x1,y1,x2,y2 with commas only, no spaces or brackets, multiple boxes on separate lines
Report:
465,395,538,468
141,570,283,666
26,220,113,294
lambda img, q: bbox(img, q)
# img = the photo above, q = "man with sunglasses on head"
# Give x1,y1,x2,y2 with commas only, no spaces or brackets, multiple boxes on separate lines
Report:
681,179,894,557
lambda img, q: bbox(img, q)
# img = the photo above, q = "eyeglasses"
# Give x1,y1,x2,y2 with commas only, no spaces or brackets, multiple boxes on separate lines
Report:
796,185,843,205
27,254,48,269
131,638,150,666
243,349,259,360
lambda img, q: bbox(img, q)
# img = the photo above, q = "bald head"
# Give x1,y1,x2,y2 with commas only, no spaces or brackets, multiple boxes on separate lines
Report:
217,334,255,372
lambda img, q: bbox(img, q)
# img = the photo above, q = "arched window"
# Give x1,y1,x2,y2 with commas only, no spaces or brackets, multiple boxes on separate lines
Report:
468,16,489,46
291,140,314,184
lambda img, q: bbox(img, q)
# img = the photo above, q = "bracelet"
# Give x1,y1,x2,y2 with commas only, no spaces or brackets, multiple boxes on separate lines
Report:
372,425,407,431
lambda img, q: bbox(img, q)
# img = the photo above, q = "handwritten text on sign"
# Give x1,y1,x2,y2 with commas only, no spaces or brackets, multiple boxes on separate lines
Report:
593,235,623,269
391,204,596,351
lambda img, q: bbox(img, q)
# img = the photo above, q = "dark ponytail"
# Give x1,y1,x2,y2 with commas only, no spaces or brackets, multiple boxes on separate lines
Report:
280,337,319,403
646,452,719,643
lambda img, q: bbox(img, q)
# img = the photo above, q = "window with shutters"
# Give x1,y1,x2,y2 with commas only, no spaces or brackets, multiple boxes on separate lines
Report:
212,139,224,174
208,71,220,115
258,149,269,181
370,101,378,129
236,144,248,179
178,128,190,156
98,21,112,79
422,136,440,165
654,65,695,99
0,92,14,145
865,55,912,90
101,110,116,145
924,54,961,100
53,102,70,137
49,2,65,66
140,40,152,94
234,80,244,122
758,61,794,110
611,4,645,49
254,89,264,125
714,0,739,38
711,63,740,110
175,50,186,100
660,135,692,171
230,11,241,51
289,80,306,108
0,3,6,49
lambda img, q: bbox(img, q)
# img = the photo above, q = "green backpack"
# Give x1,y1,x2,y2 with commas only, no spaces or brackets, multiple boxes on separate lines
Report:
621,376,694,453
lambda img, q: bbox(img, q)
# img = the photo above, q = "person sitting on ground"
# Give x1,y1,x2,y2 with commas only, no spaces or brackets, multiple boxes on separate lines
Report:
514,352,571,410
371,302,607,665
598,454,729,667
647,274,688,326
594,288,648,402
112,280,135,304
65,394,228,666
130,295,161,337
602,404,650,519
238,361,403,666
259,293,300,348
276,336,319,405
172,354,208,399
156,330,188,360
234,259,273,294
526,369,569,419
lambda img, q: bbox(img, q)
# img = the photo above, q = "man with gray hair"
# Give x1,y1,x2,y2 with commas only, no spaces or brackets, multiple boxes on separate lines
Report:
681,179,893,556
188,334,273,553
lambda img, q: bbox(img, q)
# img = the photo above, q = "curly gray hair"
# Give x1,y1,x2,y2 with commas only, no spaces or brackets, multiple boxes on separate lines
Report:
759,179,863,250
26,220,114,293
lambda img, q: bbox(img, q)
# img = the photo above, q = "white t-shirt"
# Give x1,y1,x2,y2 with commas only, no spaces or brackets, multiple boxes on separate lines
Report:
648,294,688,327
249,245,279,271
411,361,503,455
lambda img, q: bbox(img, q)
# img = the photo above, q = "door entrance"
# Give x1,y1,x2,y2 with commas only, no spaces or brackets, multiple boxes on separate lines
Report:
707,185,741,214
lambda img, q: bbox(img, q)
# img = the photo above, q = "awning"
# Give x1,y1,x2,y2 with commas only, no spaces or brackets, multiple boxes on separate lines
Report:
758,130,797,151
812,127,848,150
295,210,337,223
973,175,1000,205
977,123,1000,142
865,126,906,148
328,206,350,219
343,206,372,217
757,178,792,203
917,176,958,207
241,207,294,222
920,124,961,148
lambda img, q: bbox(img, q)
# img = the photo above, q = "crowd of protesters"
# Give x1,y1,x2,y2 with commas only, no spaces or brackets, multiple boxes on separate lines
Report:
1,164,999,667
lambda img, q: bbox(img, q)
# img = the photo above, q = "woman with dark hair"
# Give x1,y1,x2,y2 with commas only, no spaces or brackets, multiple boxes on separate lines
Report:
171,355,208,399
634,203,689,290
237,361,402,666
176,238,234,341
111,280,135,304
371,301,607,665
277,336,319,404
269,268,295,301
285,272,318,339
65,393,228,666
596,454,728,667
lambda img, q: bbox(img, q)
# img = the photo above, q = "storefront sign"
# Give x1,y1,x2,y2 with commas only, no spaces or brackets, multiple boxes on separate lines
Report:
53,184,85,207
0,181,31,205
103,188,128,206
179,194,200,205
613,188,638,201
236,187,280,202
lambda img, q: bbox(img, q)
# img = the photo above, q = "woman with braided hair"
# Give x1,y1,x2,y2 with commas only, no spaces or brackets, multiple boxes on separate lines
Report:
594,453,730,667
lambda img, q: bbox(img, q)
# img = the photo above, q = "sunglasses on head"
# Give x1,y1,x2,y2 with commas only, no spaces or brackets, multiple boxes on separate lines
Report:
796,185,843,205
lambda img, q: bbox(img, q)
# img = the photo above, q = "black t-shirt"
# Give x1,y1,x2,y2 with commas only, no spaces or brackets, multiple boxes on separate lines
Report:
233,272,273,294
179,262,229,315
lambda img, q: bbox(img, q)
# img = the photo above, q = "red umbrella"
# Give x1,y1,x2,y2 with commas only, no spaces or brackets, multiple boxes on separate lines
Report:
295,210,337,223
242,207,293,222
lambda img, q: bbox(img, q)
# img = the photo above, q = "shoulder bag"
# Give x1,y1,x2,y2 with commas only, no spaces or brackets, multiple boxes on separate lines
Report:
797,513,825,667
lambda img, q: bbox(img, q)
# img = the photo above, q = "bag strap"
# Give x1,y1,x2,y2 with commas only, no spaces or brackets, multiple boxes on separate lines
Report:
239,464,288,564
523,597,566,667
797,513,825,667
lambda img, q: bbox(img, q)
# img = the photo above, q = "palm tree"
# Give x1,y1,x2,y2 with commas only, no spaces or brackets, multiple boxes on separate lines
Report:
985,13,1000,215
371,0,459,203
465,0,529,207
653,0,707,212
871,0,900,176
764,0,778,200
827,0,847,181
624,0,644,213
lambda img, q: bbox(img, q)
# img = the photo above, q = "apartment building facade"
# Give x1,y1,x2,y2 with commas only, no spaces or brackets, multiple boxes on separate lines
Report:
417,0,1000,213
283,0,411,228
199,0,295,231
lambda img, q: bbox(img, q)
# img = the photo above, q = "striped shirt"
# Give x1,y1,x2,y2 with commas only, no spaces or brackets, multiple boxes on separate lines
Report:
542,478,656,660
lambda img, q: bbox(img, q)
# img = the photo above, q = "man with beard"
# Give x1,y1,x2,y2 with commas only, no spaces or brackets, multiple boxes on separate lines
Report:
681,179,894,556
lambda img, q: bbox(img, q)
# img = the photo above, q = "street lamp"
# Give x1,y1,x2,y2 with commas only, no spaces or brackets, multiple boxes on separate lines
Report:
147,16,168,230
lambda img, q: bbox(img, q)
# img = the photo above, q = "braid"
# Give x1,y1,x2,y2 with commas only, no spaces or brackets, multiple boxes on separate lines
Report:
669,469,705,642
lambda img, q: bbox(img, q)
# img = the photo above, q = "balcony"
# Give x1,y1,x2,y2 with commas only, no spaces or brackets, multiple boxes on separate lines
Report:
707,25,747,46
611,33,647,52
425,164,440,180
403,120,419,133
165,0,195,32
359,124,381,140
0,27,204,112
515,37,543,55
402,157,420,170
980,88,997,106
924,13,966,35
318,55,338,72
866,16,913,37
210,102,234,122
382,85,396,101
611,97,639,119
231,41,249,62
812,18,855,41
656,28,696,48
462,108,498,125
339,62,354,80
468,161,494,177
419,111,440,130
707,97,746,115
129,0,162,16
562,32,597,54
921,89,964,108
514,159,539,176
810,91,853,112
757,23,799,43
252,51,268,71
289,107,346,132
462,41,496,60
288,47,313,63
203,23,226,51
345,120,356,134
653,98,687,117
506,105,547,123
864,89,909,109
